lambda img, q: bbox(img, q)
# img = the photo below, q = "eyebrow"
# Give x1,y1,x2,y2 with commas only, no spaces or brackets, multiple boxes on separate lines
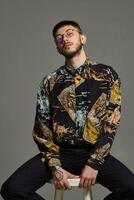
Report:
55,28,75,37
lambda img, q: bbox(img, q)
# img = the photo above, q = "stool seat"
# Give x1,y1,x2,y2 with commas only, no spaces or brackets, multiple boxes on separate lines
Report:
49,178,93,200
68,178,80,186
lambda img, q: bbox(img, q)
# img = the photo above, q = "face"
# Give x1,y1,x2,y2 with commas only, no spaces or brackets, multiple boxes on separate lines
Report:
54,25,86,59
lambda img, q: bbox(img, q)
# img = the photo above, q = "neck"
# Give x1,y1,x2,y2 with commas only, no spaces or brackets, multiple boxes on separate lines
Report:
65,49,87,68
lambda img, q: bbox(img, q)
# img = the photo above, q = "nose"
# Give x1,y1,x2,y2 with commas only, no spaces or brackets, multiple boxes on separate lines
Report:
58,34,69,46
62,34,69,43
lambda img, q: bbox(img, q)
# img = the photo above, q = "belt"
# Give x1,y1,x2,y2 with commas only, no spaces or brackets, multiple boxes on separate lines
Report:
56,138,94,149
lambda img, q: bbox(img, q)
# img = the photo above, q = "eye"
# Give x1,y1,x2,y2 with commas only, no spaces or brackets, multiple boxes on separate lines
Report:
66,31,73,37
56,35,62,43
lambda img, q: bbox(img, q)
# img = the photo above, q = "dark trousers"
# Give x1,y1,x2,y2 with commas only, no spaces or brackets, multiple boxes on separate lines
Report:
1,148,134,200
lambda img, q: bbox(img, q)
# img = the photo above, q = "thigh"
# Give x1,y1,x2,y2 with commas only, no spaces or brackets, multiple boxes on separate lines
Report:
97,154,134,192
3,153,52,193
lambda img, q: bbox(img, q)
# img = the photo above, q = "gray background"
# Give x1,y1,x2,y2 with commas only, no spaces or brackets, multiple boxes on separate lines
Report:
0,0,134,199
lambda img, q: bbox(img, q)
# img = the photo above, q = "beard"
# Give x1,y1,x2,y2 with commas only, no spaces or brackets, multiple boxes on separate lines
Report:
58,42,83,59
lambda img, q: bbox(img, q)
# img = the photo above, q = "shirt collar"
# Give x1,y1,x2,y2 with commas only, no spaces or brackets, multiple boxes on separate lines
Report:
64,57,95,76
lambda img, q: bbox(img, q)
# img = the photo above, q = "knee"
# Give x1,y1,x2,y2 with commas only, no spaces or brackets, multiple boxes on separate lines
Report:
1,180,18,200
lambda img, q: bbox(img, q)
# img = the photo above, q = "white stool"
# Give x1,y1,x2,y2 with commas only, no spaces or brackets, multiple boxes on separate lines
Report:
50,178,93,200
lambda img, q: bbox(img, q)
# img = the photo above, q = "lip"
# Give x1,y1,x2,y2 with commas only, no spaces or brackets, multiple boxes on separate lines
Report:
63,43,73,49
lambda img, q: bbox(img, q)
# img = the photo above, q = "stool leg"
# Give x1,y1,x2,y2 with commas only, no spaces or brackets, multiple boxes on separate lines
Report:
83,187,93,200
54,189,64,200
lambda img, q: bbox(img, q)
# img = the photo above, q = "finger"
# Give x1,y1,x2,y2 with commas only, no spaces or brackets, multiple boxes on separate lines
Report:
59,181,66,190
64,179,71,190
87,179,92,187
84,178,92,188
91,177,96,185
55,180,64,190
79,177,84,188
83,178,88,188
55,182,61,190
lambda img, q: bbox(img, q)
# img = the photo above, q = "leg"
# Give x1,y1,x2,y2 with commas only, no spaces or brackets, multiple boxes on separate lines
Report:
1,153,52,200
97,154,134,200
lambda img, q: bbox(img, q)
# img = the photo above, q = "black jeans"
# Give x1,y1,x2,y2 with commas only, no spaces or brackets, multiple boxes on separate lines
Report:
1,148,134,200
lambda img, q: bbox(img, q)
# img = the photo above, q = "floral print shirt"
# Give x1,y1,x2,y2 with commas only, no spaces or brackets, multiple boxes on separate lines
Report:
32,57,121,170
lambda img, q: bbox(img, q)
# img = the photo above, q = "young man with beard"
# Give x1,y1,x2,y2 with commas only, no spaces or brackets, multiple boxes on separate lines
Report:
1,20,134,200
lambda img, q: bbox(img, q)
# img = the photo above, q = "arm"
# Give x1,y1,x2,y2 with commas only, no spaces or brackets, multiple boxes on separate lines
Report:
33,77,79,190
86,67,121,170
80,67,121,188
32,77,61,169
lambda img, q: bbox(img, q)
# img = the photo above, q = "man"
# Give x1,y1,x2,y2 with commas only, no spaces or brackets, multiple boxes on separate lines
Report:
1,20,134,200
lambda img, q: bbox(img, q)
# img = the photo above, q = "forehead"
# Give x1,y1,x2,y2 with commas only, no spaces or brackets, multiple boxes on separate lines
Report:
55,25,77,35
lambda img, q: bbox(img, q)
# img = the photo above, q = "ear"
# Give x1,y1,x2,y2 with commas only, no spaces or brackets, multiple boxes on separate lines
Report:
81,34,87,45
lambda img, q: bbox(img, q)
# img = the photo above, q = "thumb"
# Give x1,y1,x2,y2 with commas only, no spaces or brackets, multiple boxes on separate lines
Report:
67,172,79,179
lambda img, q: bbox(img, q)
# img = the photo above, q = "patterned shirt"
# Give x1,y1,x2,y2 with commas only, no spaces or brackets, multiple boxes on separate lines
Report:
32,57,121,170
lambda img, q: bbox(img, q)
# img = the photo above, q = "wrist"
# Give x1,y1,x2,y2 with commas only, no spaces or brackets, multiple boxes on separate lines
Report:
85,164,98,171
51,165,62,172
51,166,63,181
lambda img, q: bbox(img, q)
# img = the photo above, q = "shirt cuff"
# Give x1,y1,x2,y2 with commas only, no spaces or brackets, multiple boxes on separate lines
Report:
86,158,104,170
48,158,62,170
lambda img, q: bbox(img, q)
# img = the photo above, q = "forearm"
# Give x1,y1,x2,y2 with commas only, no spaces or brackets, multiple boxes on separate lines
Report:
32,128,61,169
86,132,114,170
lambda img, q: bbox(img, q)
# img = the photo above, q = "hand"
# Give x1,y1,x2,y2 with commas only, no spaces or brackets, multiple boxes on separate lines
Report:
52,167,79,190
79,165,98,188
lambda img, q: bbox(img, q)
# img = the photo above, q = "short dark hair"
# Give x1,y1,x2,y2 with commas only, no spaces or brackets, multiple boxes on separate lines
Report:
52,20,83,38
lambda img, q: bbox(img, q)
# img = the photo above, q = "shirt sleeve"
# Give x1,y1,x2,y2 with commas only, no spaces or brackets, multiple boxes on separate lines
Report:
86,67,121,170
32,77,61,169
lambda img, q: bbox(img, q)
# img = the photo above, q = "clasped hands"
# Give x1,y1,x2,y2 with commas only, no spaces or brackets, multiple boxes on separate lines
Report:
53,165,98,190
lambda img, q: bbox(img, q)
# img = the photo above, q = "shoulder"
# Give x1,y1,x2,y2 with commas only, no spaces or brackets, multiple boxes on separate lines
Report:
38,65,66,90
92,62,120,82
